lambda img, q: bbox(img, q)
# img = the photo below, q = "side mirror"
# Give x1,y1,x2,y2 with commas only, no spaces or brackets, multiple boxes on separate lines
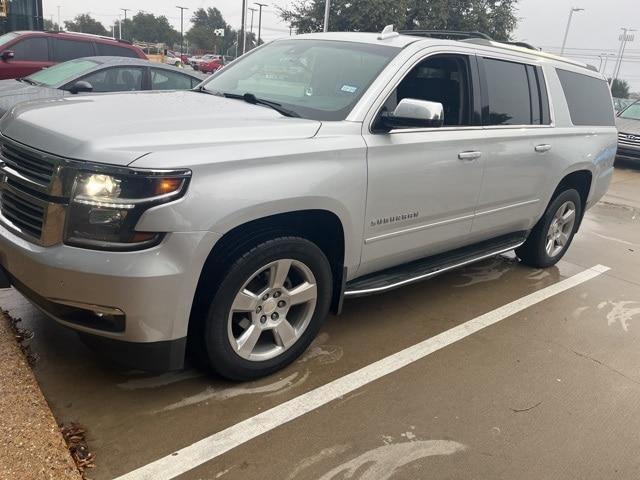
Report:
68,81,94,94
377,98,444,132
1,50,15,62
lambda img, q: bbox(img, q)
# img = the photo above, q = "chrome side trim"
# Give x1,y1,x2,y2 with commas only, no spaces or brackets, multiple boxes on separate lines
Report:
344,241,525,297
365,213,474,244
474,199,540,217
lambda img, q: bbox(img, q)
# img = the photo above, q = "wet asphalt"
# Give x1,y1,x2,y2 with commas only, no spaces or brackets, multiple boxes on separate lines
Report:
2,161,639,480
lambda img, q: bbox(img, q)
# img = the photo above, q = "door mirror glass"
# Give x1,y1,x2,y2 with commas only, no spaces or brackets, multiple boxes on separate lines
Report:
378,98,444,131
68,80,94,94
1,50,14,61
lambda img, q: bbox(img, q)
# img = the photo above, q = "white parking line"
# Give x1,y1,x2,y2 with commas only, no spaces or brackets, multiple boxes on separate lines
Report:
116,264,610,480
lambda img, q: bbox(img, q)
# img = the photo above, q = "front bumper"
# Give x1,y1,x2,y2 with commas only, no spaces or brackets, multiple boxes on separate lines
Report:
0,224,220,369
616,145,640,162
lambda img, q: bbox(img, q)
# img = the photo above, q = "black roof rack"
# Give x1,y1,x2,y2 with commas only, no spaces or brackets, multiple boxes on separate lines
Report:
400,30,493,41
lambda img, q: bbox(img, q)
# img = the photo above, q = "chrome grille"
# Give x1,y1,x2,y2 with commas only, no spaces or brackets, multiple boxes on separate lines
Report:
0,141,55,188
0,189,45,238
618,132,640,147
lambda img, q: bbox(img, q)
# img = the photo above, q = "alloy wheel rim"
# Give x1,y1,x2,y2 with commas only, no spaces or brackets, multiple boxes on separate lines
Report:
227,259,317,362
545,201,576,258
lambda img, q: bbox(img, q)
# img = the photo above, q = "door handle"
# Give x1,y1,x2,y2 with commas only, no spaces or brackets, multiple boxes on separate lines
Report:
535,144,552,153
458,151,482,161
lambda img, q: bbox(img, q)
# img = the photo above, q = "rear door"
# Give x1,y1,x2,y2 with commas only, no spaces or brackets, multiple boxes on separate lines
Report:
360,49,486,275
0,36,51,79
470,54,556,241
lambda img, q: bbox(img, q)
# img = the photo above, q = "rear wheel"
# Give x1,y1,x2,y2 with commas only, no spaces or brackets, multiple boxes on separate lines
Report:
516,189,582,268
203,237,332,380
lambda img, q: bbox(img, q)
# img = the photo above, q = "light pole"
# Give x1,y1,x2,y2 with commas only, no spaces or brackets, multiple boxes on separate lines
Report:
241,0,247,55
323,0,330,32
599,53,616,76
57,5,61,30
176,6,188,57
248,7,257,34
120,8,130,39
612,28,636,83
560,7,584,55
254,3,267,46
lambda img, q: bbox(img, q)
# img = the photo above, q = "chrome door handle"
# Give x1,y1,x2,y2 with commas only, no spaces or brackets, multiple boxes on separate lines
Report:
535,144,552,153
458,151,482,161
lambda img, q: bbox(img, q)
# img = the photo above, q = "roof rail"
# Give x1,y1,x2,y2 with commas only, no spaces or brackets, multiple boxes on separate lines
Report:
461,38,593,71
47,30,133,45
400,29,492,41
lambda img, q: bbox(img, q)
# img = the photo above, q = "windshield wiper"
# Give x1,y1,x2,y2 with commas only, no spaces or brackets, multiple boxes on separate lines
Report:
18,78,39,86
223,92,300,118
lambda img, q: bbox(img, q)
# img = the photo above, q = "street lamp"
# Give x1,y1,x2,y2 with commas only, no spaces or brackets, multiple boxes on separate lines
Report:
560,7,584,55
176,6,189,57
120,8,130,39
612,28,637,83
248,7,257,34
254,3,267,46
323,0,330,32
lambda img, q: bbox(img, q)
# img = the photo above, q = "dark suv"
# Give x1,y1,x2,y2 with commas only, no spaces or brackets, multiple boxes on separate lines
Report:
0,31,146,80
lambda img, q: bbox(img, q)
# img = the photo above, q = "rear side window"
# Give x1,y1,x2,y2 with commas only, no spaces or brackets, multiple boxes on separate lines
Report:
483,58,533,125
556,69,614,126
150,69,195,90
12,37,48,61
96,43,139,58
52,38,94,62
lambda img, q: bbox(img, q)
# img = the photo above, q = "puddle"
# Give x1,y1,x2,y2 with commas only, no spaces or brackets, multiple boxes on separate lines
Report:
454,258,512,287
117,370,204,390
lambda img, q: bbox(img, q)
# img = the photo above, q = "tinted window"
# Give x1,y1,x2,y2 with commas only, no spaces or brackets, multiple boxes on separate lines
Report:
556,69,615,126
52,38,94,62
151,69,193,90
77,67,143,92
484,58,532,125
12,37,48,61
95,43,139,58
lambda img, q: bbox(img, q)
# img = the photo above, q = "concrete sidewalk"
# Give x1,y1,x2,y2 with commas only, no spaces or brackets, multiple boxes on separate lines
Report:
0,312,81,480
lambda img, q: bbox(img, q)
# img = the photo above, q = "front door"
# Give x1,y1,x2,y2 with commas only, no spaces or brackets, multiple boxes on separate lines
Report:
360,53,485,276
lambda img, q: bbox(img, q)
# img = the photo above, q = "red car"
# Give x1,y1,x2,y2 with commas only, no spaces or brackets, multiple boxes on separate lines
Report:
0,30,146,80
199,55,225,74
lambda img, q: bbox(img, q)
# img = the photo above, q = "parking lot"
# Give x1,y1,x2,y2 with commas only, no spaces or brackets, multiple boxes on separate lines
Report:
1,161,639,480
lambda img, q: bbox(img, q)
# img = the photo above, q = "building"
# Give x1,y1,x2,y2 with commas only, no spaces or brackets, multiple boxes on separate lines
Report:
0,0,44,34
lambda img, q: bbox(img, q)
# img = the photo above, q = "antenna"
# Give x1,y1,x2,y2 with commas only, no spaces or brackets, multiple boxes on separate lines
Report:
378,25,399,41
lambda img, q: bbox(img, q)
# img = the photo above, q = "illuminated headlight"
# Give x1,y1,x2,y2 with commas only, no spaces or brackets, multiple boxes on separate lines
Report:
65,169,190,250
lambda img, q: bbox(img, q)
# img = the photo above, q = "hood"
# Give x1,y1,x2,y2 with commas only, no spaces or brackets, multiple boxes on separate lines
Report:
616,117,640,135
0,90,321,166
0,79,64,116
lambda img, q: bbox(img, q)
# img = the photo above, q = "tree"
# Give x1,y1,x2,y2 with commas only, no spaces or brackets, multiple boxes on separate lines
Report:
43,18,61,31
186,7,236,54
120,12,179,45
64,14,109,36
279,0,518,41
610,78,630,99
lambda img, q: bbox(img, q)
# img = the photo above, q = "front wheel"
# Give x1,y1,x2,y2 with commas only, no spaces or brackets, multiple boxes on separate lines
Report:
203,237,332,380
516,189,582,268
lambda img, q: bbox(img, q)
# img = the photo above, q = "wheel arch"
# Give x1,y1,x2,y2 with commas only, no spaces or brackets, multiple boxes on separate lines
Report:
552,168,593,229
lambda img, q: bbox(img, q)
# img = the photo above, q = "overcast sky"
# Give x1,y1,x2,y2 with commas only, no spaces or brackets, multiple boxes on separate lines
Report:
42,0,640,91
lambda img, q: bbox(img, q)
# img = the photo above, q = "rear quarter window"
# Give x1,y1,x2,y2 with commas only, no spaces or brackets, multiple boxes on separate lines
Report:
556,69,614,126
96,43,139,58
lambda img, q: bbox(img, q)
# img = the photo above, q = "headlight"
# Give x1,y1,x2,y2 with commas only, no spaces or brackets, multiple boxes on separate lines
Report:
65,168,190,250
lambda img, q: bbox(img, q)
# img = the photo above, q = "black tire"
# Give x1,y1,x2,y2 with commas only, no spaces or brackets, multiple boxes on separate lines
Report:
203,237,332,380
516,188,582,268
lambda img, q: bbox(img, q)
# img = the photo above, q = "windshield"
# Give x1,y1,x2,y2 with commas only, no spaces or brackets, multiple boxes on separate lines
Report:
620,102,640,121
26,59,100,87
202,39,399,121
0,33,18,48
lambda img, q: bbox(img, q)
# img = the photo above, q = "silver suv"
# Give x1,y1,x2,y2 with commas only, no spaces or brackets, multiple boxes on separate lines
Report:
0,30,617,380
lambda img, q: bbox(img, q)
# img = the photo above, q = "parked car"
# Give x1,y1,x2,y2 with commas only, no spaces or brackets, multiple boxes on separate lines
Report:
613,97,635,114
616,100,640,162
191,54,218,71
0,57,204,118
163,51,182,68
0,31,146,80
0,30,616,380
199,55,224,74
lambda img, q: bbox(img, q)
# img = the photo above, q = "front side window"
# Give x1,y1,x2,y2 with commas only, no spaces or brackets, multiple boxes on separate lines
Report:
27,59,99,87
620,102,640,121
151,69,193,90
556,69,614,127
52,39,94,62
75,67,144,92
12,37,48,62
202,39,399,121
380,54,475,127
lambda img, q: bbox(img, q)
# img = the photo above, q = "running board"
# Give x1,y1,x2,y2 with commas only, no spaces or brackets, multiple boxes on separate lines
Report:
344,232,527,297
